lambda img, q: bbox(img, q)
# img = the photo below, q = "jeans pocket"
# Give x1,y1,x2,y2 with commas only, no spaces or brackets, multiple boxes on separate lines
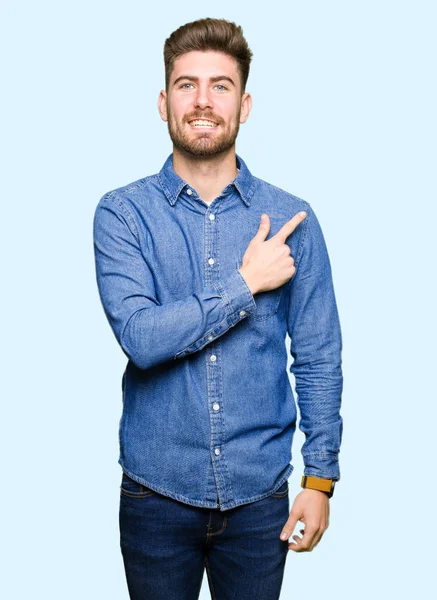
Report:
120,472,155,498
270,480,289,498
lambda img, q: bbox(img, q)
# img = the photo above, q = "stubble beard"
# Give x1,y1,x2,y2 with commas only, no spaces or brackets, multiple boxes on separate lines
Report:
166,106,241,157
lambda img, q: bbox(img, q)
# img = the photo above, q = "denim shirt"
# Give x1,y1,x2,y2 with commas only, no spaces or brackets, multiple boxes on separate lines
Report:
93,152,343,511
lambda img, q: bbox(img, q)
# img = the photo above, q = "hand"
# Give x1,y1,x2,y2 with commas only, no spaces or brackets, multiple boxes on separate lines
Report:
279,488,330,552
238,211,307,295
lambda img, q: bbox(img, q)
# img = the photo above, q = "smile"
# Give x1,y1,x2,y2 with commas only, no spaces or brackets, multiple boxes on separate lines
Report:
189,119,219,129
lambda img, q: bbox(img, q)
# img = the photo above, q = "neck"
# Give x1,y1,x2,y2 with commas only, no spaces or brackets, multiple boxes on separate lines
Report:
172,147,239,204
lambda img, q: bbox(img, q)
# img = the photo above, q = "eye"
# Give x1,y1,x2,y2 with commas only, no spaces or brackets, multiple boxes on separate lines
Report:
180,83,194,89
215,84,228,91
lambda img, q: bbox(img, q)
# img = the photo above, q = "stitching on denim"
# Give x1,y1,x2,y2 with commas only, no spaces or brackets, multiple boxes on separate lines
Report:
246,176,258,203
236,250,282,321
120,488,155,498
99,175,153,204
100,193,141,243
233,268,257,315
211,341,235,505
251,288,283,321
271,481,289,497
303,451,339,458
173,315,235,358
271,490,288,498
116,174,154,196
157,172,174,204
157,172,185,205
206,514,227,536
292,199,311,277
217,278,233,319
116,463,295,510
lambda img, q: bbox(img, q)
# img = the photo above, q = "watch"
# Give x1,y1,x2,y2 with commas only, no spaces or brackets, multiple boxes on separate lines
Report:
301,475,336,498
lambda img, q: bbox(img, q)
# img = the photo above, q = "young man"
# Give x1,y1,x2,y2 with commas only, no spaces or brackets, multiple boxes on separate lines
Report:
93,17,343,600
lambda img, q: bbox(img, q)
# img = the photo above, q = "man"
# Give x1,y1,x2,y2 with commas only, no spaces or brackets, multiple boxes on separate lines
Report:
93,17,343,600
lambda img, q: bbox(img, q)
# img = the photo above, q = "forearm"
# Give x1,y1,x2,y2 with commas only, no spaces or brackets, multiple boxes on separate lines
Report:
121,270,256,369
93,195,256,370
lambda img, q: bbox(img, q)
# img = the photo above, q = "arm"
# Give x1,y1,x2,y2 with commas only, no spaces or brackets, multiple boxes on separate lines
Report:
93,194,256,370
286,202,344,481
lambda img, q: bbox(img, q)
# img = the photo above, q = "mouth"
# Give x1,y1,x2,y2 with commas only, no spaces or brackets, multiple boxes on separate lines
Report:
188,119,219,130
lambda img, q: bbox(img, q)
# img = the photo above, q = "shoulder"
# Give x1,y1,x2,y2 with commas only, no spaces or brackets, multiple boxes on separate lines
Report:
94,173,162,229
252,175,313,217
96,174,158,208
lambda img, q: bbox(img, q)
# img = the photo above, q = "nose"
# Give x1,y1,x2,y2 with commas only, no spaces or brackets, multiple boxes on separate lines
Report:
194,83,213,110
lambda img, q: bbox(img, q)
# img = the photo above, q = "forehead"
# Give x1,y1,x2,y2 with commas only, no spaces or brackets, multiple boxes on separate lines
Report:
171,50,238,80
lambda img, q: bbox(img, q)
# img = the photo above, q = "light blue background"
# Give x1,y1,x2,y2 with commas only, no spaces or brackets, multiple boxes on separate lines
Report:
2,1,435,598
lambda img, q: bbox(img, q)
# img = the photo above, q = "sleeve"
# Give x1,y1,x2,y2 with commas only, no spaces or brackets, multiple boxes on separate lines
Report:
286,202,344,481
93,194,256,370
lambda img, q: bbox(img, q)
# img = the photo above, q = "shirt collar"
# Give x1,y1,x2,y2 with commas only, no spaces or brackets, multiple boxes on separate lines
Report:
157,152,256,207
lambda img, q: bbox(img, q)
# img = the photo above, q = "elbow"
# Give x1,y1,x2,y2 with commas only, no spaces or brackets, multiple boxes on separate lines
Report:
124,348,151,371
120,311,153,370
120,334,151,370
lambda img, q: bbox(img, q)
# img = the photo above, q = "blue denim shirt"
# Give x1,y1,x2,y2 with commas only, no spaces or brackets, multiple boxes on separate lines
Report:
93,153,343,511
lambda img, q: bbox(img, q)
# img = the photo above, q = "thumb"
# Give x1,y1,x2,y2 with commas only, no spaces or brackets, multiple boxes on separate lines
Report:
280,509,300,541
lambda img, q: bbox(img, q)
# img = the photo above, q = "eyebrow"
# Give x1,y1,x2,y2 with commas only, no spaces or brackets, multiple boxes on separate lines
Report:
172,75,236,88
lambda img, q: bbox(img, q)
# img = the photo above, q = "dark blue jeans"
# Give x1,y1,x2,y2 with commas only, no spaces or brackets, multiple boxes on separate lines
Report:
119,471,290,599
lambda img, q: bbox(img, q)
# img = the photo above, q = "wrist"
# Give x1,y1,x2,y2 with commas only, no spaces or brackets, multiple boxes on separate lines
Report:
238,266,260,295
302,488,330,499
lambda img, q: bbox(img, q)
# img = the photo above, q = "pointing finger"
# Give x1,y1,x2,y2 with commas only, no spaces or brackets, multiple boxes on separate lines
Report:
274,210,307,245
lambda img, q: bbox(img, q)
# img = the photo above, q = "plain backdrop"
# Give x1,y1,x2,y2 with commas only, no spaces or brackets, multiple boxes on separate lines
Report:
1,1,435,598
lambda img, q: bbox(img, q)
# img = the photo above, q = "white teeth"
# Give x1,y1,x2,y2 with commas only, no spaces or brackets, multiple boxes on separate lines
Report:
190,120,217,127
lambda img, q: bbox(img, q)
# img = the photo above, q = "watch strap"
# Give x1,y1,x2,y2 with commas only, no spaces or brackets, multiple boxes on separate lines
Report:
301,475,334,497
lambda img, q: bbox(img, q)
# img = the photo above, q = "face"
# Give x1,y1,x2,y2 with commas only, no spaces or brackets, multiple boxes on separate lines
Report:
158,50,252,157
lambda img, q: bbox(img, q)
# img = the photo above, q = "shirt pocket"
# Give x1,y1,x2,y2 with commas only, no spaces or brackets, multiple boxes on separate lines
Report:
235,252,284,321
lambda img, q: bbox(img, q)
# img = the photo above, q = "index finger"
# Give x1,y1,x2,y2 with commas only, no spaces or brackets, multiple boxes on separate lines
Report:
274,211,307,244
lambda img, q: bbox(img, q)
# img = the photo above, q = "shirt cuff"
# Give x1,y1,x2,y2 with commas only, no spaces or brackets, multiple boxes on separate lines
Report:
215,267,257,325
302,453,341,481
173,269,256,359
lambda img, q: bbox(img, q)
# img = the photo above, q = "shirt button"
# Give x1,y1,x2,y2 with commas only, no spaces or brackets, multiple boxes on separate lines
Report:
208,258,215,266
213,403,220,411
210,355,217,362
240,310,246,317
208,335,214,341
187,188,193,195
209,213,215,220
215,448,221,456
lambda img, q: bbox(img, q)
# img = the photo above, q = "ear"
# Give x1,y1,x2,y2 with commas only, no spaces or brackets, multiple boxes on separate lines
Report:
157,90,168,122
239,93,253,124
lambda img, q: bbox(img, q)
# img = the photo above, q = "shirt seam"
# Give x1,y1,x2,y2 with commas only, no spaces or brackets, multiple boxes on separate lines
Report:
292,199,311,276
101,193,142,243
303,451,339,457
